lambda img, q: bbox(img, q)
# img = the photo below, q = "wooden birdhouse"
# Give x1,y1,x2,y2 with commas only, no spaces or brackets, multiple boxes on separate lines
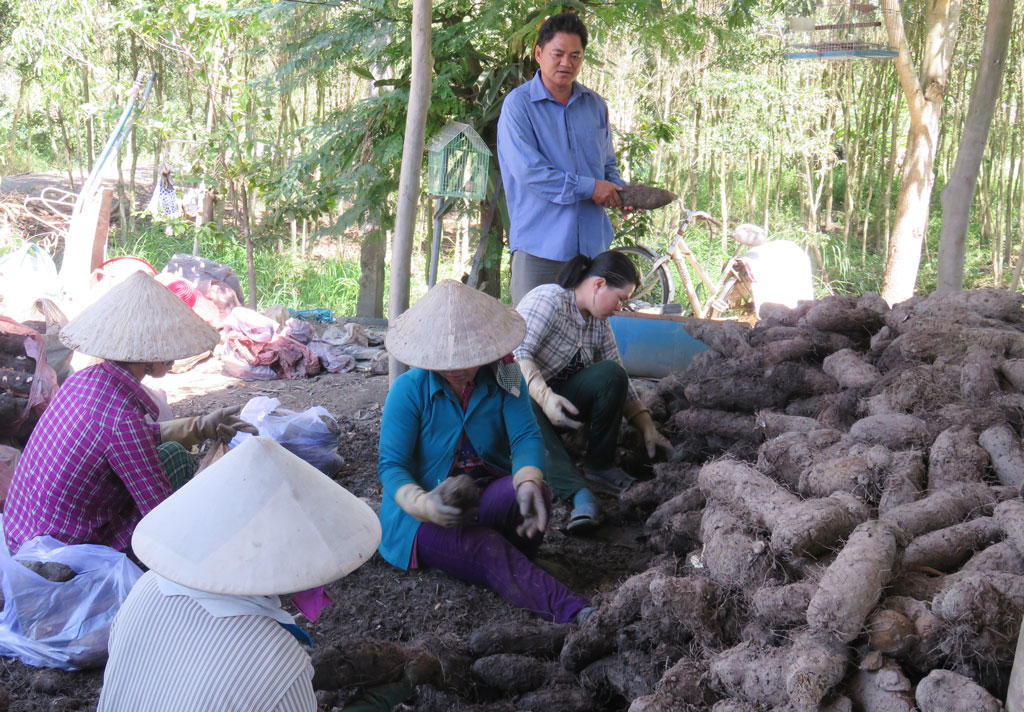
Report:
426,122,490,201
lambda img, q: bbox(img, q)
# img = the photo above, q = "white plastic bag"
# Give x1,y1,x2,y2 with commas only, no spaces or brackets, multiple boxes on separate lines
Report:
0,527,143,670
232,396,344,475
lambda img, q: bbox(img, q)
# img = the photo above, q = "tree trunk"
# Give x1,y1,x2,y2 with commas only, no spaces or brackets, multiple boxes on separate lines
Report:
357,221,386,318
388,0,432,384
880,0,963,304
82,65,95,171
936,0,1014,292
6,74,27,169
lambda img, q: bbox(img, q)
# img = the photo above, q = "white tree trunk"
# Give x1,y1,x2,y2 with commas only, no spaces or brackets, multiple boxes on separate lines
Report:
880,0,963,305
936,0,1015,293
388,0,432,384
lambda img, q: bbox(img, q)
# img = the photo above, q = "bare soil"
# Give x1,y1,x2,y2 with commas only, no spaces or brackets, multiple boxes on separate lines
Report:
1,358,654,711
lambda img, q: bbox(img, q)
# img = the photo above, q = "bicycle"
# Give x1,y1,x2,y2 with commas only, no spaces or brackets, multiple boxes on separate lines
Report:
613,208,766,319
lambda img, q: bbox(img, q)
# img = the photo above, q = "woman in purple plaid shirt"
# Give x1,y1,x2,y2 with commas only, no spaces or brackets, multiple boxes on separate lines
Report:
3,272,255,555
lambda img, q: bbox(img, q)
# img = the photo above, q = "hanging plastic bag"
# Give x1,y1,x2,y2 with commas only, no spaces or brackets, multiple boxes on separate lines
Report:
0,528,143,670
0,243,60,322
0,317,59,439
232,396,344,475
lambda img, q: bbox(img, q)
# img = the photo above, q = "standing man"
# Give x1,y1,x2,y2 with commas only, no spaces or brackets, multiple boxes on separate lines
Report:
498,12,625,306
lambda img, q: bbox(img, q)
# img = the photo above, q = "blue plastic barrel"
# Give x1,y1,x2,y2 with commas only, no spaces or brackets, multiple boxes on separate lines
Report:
609,312,707,379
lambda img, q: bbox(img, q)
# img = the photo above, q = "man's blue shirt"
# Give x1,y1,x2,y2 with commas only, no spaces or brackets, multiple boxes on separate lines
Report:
497,71,622,262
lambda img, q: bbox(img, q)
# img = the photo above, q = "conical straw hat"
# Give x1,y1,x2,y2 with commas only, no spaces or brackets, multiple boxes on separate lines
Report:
385,280,526,370
60,270,219,362
132,436,382,596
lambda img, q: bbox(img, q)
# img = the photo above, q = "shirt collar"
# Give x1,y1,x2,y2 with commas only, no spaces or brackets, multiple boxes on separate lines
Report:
528,71,588,103
99,360,161,420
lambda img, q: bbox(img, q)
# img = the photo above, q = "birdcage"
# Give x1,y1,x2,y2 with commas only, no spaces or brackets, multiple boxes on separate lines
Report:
426,122,490,201
785,1,898,60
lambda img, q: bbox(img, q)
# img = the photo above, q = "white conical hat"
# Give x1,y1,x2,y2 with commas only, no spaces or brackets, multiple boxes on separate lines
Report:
385,280,526,370
131,436,381,596
59,270,219,362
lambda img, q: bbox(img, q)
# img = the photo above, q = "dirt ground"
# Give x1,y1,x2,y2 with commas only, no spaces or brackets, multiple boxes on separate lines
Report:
0,357,656,711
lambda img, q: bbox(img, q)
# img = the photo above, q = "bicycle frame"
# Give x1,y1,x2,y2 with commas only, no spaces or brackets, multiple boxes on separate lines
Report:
664,210,750,319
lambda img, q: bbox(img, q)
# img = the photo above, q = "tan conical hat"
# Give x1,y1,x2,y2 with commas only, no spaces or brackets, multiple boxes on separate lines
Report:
385,280,526,370
59,270,219,362
132,436,381,596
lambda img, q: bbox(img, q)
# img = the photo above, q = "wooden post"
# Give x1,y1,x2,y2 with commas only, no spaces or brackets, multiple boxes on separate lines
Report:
388,0,432,385
58,187,113,313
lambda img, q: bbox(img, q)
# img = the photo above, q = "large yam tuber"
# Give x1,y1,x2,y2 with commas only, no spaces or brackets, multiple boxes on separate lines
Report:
924,287,1024,324
756,428,844,490
880,482,998,538
770,492,868,558
784,630,848,712
994,499,1024,557
932,572,1024,667
471,654,548,695
752,581,817,628
878,451,926,514
627,657,712,712
960,345,1001,401
468,621,566,659
698,459,798,531
645,486,705,554
709,641,790,708
849,413,930,450
672,408,756,442
683,320,753,359
699,503,774,589
1000,358,1024,391
914,669,1001,712
847,658,916,712
803,298,885,335
978,423,1024,488
901,516,1002,572
822,348,881,389
927,426,990,489
798,444,892,499
754,410,823,438
806,520,901,643
617,184,678,210
962,539,1024,574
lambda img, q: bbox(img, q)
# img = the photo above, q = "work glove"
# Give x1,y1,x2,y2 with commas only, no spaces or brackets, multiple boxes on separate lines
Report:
519,358,582,430
513,466,547,538
626,404,675,460
158,405,258,448
394,483,466,528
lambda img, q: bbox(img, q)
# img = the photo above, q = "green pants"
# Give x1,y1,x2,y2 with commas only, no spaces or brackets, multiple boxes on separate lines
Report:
532,360,628,500
158,442,195,491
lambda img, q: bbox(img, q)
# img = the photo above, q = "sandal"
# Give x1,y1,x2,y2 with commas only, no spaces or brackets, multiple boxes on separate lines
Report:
566,502,602,533
582,465,636,493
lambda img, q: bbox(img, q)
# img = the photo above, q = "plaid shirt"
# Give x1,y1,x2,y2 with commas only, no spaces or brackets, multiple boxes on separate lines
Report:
514,284,639,402
3,361,171,553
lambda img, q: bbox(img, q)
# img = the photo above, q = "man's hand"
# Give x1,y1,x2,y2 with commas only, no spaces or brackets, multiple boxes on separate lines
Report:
592,180,622,208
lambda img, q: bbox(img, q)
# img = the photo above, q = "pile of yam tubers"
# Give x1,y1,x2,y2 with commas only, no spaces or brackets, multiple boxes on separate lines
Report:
595,287,1024,711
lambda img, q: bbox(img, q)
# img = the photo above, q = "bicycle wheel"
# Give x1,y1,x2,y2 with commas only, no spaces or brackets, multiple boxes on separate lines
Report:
613,245,675,308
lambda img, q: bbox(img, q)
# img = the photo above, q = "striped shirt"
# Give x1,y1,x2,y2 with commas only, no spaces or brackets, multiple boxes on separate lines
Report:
97,571,316,712
3,361,171,553
514,283,639,402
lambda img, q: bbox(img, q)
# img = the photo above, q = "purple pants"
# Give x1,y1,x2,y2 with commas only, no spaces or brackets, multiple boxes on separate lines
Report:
414,475,590,624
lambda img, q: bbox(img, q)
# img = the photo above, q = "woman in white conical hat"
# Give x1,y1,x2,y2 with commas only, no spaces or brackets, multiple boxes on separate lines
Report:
378,279,591,624
2,271,256,555
98,436,383,712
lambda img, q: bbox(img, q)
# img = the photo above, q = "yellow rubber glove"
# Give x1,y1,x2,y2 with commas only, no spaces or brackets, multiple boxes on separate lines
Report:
394,483,464,527
512,466,547,538
158,405,258,447
628,406,674,460
518,358,582,430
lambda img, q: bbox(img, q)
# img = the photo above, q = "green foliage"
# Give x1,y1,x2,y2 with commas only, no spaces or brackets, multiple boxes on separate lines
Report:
110,217,362,315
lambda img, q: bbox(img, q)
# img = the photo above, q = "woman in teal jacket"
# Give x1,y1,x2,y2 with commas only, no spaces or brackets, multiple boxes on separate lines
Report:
377,280,590,624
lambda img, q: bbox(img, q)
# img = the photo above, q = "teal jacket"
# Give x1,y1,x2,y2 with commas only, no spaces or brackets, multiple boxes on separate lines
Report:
376,367,545,569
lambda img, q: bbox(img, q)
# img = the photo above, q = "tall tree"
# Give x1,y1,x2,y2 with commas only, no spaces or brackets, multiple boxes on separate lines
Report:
936,0,1015,292
880,0,964,303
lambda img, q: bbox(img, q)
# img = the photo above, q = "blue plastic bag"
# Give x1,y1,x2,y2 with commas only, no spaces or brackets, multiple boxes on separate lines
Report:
0,525,143,670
